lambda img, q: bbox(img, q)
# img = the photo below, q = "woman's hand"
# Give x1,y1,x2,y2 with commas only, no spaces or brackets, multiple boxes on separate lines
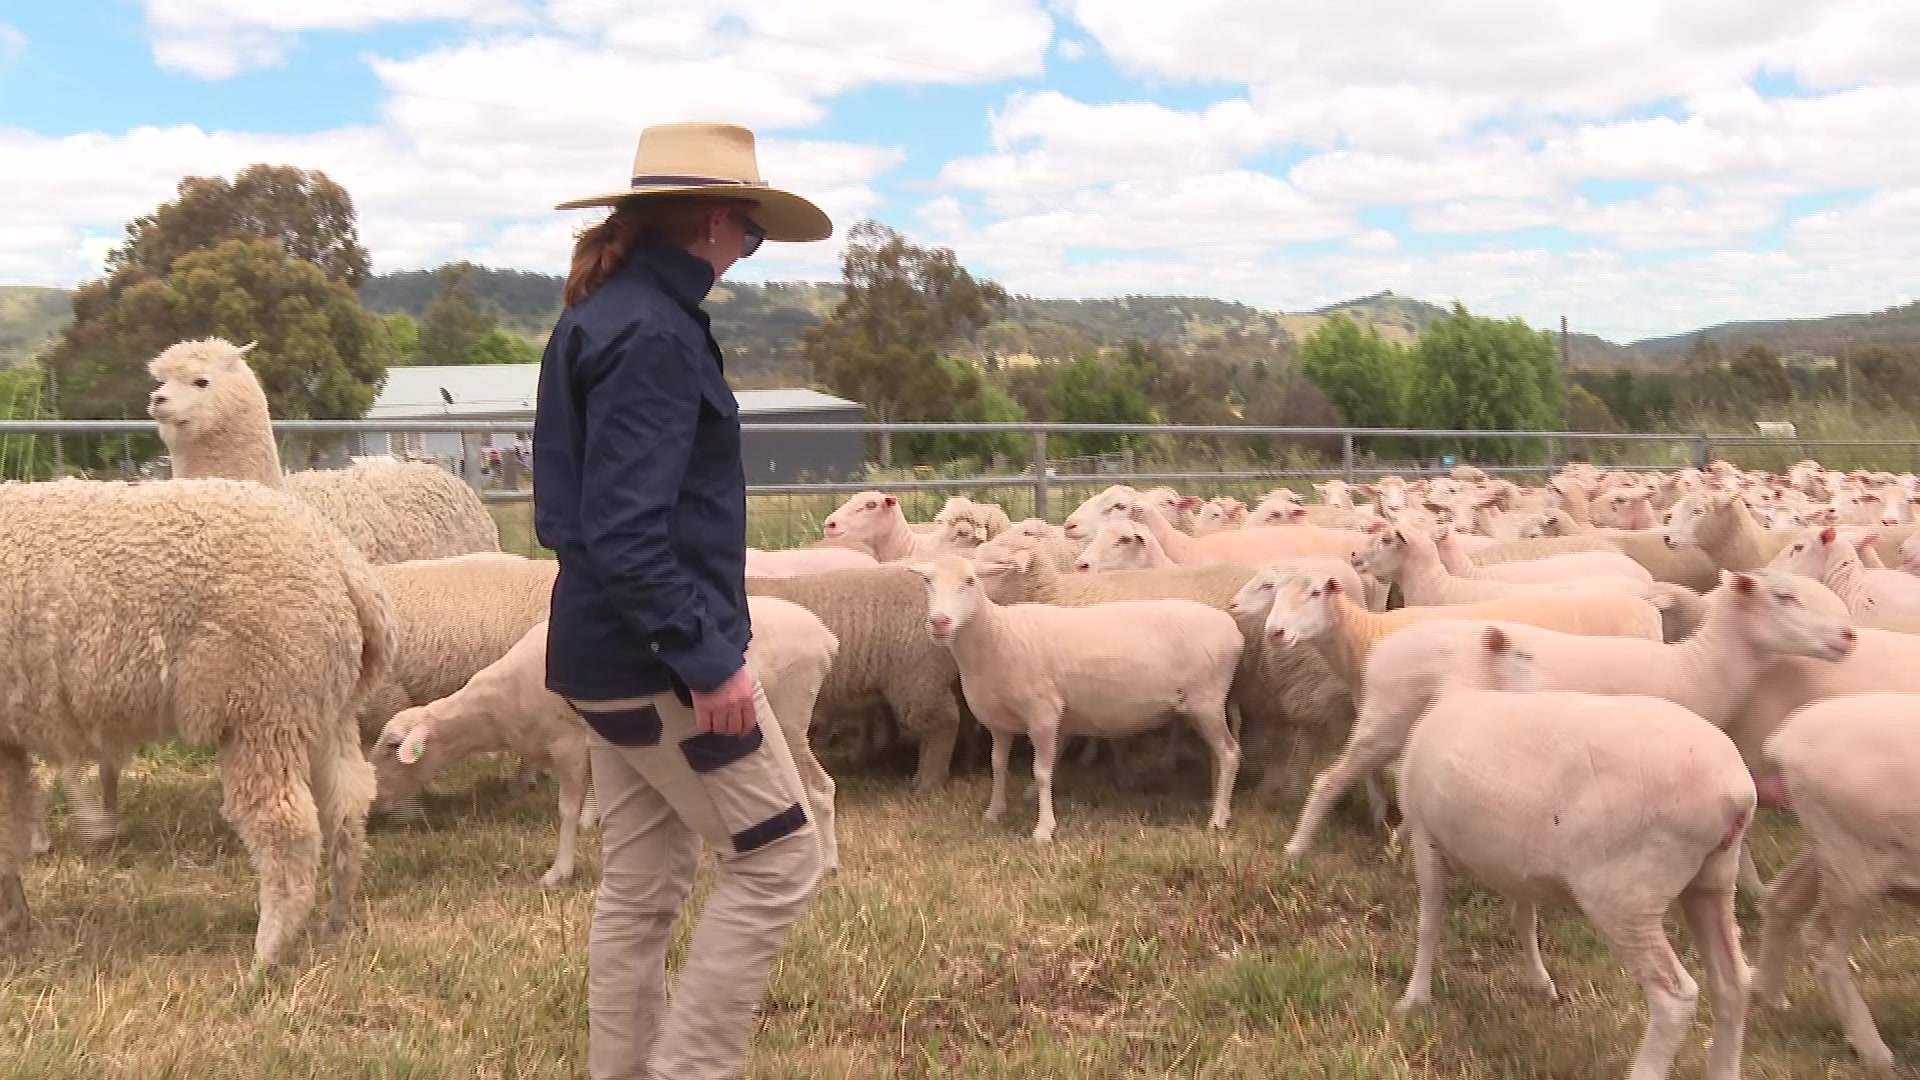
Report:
691,666,758,735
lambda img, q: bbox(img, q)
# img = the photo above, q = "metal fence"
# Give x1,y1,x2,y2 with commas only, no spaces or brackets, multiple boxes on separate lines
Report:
3,418,1918,552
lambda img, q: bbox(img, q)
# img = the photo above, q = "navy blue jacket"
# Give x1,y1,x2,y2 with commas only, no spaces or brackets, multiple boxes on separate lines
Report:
532,238,750,702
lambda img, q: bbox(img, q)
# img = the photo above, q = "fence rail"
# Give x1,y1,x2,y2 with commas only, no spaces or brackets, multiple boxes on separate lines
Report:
2,418,1912,551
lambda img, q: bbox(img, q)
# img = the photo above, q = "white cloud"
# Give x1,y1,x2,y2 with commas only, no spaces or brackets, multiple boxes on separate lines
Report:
143,0,531,77
0,23,24,70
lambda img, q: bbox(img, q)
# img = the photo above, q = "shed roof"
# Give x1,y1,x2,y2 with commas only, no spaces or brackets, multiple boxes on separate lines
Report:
365,363,862,418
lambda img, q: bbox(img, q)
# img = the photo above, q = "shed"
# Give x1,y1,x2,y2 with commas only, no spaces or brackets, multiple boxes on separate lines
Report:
360,363,867,484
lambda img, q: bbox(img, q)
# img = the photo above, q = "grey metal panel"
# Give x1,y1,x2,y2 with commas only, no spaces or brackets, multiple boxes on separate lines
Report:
738,406,867,484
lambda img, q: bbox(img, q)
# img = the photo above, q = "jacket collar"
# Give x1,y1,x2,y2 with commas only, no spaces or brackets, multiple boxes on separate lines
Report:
624,236,717,314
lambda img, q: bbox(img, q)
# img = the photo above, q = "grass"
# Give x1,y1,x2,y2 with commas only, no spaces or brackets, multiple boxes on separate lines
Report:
6,741,1917,1079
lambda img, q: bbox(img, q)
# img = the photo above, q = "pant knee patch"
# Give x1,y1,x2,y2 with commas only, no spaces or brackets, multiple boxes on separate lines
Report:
680,727,763,774
732,802,807,854
573,703,663,748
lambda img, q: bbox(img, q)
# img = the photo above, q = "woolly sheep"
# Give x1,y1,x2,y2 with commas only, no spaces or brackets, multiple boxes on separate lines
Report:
1751,692,1920,1076
972,518,1084,574
0,477,393,975
1768,524,1920,617
1522,508,1722,591
909,554,1244,843
746,544,880,578
147,337,502,565
746,566,967,793
1393,626,1754,1080
1074,486,1368,565
1357,522,1680,612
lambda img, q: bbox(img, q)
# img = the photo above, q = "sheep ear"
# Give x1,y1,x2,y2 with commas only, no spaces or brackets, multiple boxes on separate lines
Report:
1729,572,1758,594
905,561,937,583
237,340,258,355
397,726,428,765
883,495,897,508
1178,495,1201,510
1324,576,1344,594
1483,625,1510,653
1819,526,1836,545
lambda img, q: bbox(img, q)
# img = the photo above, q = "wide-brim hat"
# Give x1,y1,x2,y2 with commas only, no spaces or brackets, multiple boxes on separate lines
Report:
555,121,832,243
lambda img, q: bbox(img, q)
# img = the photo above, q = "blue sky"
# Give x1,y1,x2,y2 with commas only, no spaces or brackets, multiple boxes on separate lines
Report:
4,0,1920,343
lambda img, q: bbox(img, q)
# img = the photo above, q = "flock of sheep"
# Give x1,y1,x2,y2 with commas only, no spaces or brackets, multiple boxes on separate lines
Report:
8,334,1920,1078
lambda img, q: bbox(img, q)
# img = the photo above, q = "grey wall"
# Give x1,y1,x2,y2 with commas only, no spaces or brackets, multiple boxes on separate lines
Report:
741,407,867,484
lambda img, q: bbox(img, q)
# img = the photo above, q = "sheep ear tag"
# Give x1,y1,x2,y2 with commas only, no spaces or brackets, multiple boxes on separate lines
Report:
398,729,428,764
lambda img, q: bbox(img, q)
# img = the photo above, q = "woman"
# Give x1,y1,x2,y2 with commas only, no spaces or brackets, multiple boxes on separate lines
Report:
532,121,833,1080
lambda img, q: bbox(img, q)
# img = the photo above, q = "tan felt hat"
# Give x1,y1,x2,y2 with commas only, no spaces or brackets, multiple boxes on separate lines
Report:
555,121,832,243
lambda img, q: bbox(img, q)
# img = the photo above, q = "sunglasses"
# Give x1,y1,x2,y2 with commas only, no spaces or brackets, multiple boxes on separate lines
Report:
734,211,766,259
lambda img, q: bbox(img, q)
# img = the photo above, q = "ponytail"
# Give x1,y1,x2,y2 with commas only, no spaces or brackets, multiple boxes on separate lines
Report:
562,195,746,308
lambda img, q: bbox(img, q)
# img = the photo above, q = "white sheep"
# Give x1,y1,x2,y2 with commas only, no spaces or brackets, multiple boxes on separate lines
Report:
821,490,987,561
1394,625,1754,1080
908,553,1245,844
1751,692,1920,1076
370,599,844,883
0,477,393,975
147,336,502,565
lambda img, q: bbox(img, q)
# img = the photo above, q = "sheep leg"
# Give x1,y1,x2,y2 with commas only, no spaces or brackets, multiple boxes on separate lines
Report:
1582,903,1699,1080
1285,716,1408,861
306,718,374,940
1752,847,1820,1009
907,704,961,794
983,728,1013,825
579,766,601,831
1074,737,1101,769
540,742,589,888
1514,899,1558,1003
0,747,32,940
218,732,322,975
1392,820,1446,1014
508,756,540,798
59,762,115,850
780,723,838,876
1183,702,1241,832
1678,883,1751,1080
1736,842,1765,898
1805,891,1895,1075
28,773,48,859
1028,713,1063,845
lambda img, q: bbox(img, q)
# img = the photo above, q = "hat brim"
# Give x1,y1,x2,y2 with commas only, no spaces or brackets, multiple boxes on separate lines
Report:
554,183,832,243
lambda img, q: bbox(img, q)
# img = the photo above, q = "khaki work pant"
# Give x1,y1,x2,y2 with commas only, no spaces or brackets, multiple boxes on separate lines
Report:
569,674,824,1080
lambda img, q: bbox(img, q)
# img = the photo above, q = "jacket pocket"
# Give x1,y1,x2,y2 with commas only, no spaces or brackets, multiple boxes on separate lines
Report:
678,727,808,855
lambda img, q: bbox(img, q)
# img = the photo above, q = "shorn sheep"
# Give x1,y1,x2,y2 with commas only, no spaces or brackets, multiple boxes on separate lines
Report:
0,477,394,975
1752,692,1920,1076
910,554,1245,844
1394,626,1754,1080
147,336,502,564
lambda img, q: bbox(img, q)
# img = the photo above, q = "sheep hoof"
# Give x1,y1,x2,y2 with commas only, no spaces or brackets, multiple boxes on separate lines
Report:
1030,827,1054,845
1528,978,1559,1004
0,874,27,938
1392,993,1428,1016
537,868,573,888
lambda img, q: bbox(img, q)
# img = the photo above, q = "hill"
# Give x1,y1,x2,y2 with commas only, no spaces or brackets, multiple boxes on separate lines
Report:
0,287,72,367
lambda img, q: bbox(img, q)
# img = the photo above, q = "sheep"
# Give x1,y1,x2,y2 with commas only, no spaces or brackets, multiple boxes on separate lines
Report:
1392,626,1754,1080
1431,523,1653,585
1662,491,1799,573
1075,486,1368,565
1768,525,1920,617
371,597,843,885
745,567,966,793
1357,522,1679,612
1511,508,1723,591
1243,568,1667,845
972,517,1085,575
1751,692,1920,1076
908,554,1244,844
970,543,1356,802
146,337,501,565
746,545,880,578
0,477,393,975
1191,496,1248,535
1087,522,1371,602
821,490,986,561
1275,569,1852,897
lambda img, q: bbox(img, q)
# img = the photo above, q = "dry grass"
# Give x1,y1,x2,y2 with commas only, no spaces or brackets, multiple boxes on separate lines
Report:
7,740,1917,1080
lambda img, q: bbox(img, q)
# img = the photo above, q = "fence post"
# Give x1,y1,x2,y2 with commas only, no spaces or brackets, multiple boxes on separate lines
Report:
1694,434,1711,469
1341,432,1355,484
1031,430,1049,521
461,431,487,491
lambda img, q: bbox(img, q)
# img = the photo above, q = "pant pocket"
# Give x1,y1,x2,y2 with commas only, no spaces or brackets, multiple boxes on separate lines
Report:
569,702,664,748
679,729,808,855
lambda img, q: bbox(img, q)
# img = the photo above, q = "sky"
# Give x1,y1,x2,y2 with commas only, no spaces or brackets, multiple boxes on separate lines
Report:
3,1,1920,344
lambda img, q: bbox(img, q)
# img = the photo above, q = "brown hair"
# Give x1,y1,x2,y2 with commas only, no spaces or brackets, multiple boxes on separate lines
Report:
562,195,746,308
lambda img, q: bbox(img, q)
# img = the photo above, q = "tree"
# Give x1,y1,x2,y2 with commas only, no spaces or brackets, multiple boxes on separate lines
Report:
1724,344,1794,407
468,327,542,365
804,219,1011,428
1403,304,1561,463
1042,350,1158,457
418,262,499,366
1297,314,1414,429
1565,384,1620,432
45,236,394,433
104,163,371,288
